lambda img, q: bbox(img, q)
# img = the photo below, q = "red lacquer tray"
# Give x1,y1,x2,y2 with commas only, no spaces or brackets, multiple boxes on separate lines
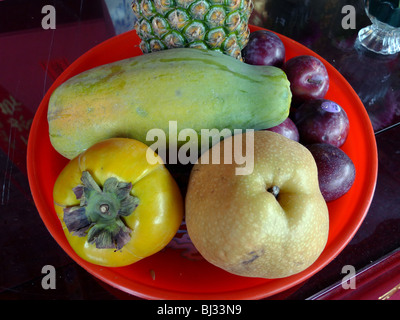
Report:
27,26,378,299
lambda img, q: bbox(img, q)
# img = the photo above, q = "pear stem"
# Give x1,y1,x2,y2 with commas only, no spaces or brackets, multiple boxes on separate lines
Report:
267,185,280,199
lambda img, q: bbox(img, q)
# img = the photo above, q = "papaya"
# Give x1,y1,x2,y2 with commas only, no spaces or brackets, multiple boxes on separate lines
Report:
48,48,291,160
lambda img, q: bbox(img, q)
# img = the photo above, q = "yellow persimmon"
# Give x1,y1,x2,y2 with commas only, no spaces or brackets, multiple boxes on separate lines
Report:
53,138,183,267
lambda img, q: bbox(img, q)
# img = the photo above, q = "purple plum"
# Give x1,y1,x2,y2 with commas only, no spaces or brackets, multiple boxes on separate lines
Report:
266,117,299,141
307,143,355,202
242,30,286,67
283,55,329,105
293,99,350,148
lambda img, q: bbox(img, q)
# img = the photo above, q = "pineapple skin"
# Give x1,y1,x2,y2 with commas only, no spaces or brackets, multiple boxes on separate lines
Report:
131,0,253,60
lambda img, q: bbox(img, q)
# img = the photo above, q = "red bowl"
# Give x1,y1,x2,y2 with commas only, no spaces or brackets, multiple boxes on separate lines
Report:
27,25,378,299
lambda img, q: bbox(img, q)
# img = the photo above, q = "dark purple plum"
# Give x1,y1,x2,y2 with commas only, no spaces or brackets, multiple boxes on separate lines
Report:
307,143,355,202
266,117,299,141
293,99,350,147
283,55,329,105
242,30,285,67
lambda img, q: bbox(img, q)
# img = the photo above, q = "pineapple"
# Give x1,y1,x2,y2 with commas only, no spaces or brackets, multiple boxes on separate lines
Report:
131,0,253,60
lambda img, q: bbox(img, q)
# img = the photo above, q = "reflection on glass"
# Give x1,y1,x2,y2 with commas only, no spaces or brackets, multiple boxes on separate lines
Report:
358,0,400,55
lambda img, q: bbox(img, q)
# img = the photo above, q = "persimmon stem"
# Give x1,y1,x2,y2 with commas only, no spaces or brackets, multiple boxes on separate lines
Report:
100,204,110,214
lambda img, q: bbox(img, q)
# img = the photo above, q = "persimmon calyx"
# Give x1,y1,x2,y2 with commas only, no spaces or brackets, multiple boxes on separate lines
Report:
63,170,139,250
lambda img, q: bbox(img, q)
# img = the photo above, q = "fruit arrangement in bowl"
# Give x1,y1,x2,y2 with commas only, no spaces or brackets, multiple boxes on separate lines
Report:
27,19,377,299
